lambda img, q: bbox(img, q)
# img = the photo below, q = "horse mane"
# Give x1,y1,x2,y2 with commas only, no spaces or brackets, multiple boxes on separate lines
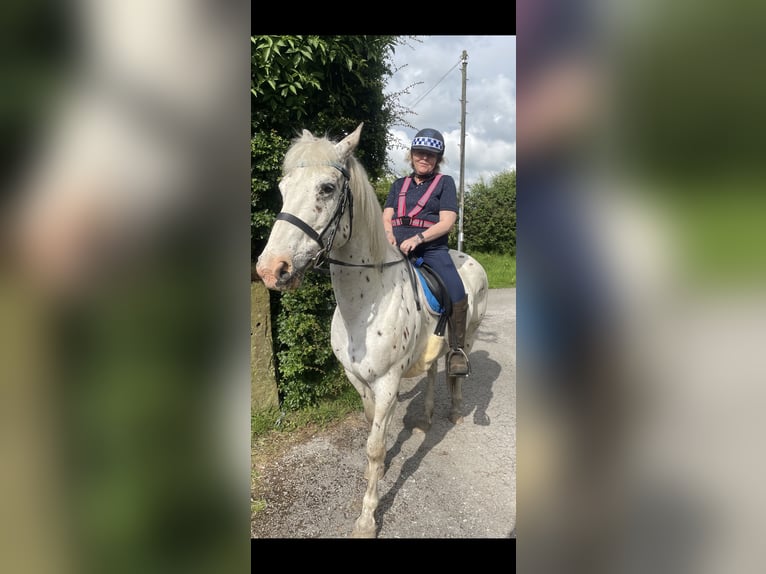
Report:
345,155,390,264
283,130,391,264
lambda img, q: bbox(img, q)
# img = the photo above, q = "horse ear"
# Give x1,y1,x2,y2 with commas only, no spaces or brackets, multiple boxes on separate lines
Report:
335,123,364,159
302,129,313,138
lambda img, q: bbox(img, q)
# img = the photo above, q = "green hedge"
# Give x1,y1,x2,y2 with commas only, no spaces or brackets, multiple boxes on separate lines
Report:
451,169,516,255
274,272,346,409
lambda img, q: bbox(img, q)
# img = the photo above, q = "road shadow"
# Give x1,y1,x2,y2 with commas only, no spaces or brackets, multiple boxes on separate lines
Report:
462,350,503,425
374,349,504,534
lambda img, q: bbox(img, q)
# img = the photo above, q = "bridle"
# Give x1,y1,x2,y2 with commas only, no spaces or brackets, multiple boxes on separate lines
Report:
275,160,421,309
274,162,354,270
274,161,406,273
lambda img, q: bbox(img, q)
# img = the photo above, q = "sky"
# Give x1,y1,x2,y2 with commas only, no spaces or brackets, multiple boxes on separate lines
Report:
384,35,516,189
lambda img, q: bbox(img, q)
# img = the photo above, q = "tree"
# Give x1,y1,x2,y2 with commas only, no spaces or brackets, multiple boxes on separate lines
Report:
251,35,414,256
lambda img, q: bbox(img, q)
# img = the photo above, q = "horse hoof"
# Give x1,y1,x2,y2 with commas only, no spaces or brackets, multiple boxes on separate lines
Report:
351,524,377,538
413,420,431,434
449,413,464,425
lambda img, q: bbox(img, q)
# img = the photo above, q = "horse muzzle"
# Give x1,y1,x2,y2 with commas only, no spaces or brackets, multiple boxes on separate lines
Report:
255,252,305,291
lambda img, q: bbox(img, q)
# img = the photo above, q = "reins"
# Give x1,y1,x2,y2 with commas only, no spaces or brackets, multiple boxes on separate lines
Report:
273,159,420,309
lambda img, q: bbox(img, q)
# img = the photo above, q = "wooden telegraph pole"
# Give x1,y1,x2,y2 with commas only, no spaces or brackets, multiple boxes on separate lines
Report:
458,50,468,252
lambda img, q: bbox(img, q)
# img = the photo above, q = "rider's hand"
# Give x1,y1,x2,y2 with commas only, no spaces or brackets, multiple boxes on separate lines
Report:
399,234,423,255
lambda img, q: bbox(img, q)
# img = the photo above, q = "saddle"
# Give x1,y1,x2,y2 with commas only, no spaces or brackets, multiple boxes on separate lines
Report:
411,258,452,336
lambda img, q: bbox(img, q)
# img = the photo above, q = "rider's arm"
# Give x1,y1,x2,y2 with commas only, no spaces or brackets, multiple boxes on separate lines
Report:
416,210,457,244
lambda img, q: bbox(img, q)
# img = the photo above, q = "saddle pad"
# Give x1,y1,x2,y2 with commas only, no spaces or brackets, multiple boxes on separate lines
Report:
415,267,443,314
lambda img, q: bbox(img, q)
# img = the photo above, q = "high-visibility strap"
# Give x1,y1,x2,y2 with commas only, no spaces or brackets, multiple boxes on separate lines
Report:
396,177,412,218
391,217,434,228
395,174,443,225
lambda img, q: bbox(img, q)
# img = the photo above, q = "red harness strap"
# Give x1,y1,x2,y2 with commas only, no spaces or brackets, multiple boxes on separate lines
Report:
392,174,443,228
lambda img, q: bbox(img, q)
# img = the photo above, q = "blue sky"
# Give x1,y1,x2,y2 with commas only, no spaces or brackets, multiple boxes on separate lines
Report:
384,35,516,188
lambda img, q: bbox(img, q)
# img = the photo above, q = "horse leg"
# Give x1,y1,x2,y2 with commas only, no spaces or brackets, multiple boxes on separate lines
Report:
415,361,438,433
345,370,375,426
352,377,399,538
447,369,465,425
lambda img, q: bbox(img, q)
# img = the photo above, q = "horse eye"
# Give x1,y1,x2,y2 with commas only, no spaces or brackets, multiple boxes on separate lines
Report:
319,183,336,195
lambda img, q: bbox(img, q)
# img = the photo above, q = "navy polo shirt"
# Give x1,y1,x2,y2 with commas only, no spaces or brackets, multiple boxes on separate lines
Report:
384,173,458,246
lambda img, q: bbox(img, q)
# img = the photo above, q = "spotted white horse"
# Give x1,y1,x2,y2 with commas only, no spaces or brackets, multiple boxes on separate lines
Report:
256,123,488,538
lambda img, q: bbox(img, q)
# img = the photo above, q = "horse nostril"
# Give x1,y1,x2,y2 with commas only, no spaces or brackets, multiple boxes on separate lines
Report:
276,259,291,280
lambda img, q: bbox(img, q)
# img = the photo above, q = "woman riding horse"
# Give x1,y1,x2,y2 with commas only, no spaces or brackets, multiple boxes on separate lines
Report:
382,128,470,376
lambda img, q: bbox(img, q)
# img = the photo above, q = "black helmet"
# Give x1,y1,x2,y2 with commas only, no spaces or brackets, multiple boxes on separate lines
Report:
411,128,445,156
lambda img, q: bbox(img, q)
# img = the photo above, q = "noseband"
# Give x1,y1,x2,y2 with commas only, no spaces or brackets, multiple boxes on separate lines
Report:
274,162,353,269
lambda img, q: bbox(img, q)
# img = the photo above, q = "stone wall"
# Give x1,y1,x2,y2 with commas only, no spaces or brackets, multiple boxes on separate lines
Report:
251,281,278,412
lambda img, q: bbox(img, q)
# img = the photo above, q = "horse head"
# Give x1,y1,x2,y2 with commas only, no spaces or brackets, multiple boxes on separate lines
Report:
256,123,363,290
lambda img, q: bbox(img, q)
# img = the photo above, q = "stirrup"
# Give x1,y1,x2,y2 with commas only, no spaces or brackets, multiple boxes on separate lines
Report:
447,348,471,376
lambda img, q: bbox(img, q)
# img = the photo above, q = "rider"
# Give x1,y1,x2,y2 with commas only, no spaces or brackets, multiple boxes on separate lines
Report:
382,128,470,376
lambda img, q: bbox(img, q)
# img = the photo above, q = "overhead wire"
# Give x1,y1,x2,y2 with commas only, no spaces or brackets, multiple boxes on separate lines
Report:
408,56,462,109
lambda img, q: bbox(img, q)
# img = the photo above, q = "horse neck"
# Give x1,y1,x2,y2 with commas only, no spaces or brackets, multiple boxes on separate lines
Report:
329,205,401,305
331,172,393,270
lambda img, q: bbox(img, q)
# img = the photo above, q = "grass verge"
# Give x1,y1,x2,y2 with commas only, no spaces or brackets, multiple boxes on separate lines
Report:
252,383,362,440
471,251,516,288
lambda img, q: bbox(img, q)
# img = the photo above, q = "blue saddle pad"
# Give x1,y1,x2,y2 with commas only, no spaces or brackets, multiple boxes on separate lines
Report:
415,267,444,313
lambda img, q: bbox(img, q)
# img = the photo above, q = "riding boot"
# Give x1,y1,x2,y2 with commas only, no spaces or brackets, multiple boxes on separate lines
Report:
447,297,470,376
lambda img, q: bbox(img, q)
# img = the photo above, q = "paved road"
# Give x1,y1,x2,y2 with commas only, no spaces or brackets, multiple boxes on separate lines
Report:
251,288,516,539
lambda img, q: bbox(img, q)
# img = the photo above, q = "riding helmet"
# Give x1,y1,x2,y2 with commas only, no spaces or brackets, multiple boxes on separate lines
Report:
411,128,445,156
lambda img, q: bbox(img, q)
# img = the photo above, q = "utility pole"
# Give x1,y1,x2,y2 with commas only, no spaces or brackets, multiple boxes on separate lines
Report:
458,50,468,252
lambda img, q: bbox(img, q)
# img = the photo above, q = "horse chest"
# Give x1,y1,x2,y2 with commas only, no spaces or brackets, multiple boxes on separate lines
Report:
331,300,421,380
